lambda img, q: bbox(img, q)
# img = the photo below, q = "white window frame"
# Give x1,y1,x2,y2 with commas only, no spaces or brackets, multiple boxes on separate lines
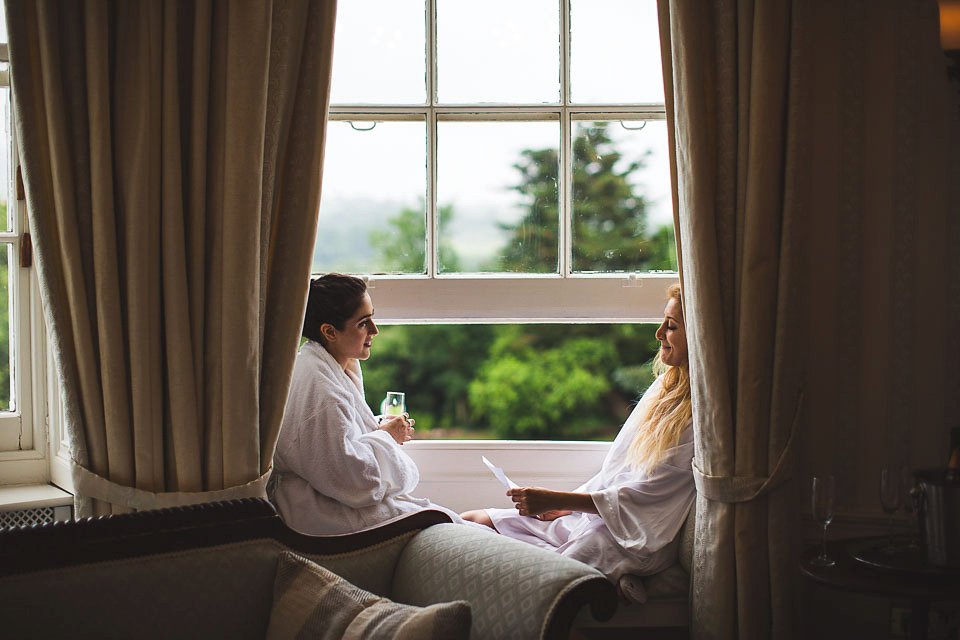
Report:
327,0,679,324
0,43,51,487
327,2,677,493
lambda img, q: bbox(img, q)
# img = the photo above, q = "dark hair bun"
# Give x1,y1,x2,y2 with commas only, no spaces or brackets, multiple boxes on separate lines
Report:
302,274,368,344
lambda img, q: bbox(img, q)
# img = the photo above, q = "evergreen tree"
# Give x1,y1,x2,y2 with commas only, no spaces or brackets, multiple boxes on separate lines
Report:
369,201,460,273
499,122,676,273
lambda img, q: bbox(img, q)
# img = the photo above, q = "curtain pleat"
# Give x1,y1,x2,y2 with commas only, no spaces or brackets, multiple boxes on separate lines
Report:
6,0,336,517
659,0,959,638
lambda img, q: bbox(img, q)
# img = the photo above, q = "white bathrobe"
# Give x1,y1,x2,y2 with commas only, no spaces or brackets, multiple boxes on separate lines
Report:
270,340,465,535
486,375,696,580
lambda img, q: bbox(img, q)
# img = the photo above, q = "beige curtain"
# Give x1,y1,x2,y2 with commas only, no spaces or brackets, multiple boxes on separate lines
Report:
6,0,336,517
659,0,959,638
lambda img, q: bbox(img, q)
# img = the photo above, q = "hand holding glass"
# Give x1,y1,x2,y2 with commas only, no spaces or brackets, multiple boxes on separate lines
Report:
810,475,836,567
383,392,405,416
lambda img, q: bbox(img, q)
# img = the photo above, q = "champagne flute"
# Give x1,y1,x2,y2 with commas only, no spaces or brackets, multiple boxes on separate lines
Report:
383,391,406,416
899,465,920,549
810,475,836,567
879,467,901,551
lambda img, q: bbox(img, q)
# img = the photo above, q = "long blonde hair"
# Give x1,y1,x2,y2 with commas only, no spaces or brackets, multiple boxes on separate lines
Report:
628,284,692,471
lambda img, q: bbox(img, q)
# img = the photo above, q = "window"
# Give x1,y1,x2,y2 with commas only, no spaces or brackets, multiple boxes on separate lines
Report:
315,0,677,441
0,5,47,484
316,1,678,442
317,0,678,325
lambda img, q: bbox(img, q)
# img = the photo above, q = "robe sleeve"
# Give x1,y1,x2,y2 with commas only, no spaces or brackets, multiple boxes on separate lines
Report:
280,390,420,509
589,436,695,555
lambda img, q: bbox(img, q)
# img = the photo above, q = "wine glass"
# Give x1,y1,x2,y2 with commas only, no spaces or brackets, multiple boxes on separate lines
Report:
810,475,836,567
382,391,406,416
899,465,920,549
879,467,902,551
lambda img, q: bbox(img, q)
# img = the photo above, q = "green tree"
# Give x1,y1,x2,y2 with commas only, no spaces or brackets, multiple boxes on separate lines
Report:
468,331,614,439
496,146,560,272
369,201,460,273
362,324,496,433
499,123,676,273
465,323,660,439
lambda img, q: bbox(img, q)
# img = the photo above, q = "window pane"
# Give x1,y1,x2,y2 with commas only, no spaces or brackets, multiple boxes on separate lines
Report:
329,0,426,105
437,0,560,104
0,84,10,232
0,243,12,411
314,120,426,274
362,323,661,440
571,120,675,273
437,120,558,273
570,0,664,104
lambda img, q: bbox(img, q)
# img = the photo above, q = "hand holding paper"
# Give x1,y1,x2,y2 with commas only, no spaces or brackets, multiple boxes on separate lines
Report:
481,455,519,489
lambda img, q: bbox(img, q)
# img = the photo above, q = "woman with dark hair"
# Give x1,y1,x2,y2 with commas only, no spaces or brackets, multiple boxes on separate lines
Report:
461,284,695,586
269,274,465,535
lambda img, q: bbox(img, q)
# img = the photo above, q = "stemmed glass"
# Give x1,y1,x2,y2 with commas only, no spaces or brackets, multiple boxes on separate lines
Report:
899,465,920,549
382,391,406,416
810,475,836,567
880,467,902,551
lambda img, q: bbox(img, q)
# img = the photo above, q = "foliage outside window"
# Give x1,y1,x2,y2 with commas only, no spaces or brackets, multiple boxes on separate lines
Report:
362,323,661,441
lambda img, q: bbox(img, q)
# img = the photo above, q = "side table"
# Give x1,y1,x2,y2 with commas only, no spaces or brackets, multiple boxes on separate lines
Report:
800,536,960,640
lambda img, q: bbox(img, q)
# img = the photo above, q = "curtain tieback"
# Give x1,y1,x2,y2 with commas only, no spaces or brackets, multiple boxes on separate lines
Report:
71,462,271,511
692,389,803,504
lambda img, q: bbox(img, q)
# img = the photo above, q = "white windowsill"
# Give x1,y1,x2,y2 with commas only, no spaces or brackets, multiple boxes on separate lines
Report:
405,439,613,513
0,483,72,512
0,441,610,515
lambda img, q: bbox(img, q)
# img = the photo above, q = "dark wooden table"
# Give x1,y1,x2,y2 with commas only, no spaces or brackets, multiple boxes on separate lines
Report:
800,536,960,640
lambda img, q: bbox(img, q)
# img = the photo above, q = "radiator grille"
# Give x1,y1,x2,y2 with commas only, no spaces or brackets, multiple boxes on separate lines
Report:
0,505,71,529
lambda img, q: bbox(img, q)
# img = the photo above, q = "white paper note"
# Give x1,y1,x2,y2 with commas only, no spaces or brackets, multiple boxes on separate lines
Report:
482,455,519,489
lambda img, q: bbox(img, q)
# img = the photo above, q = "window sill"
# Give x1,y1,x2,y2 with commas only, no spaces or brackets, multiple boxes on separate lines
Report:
0,483,72,512
405,439,612,513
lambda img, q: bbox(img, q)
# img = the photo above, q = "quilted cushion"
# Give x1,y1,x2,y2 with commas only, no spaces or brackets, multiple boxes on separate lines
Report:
393,523,609,640
266,551,472,640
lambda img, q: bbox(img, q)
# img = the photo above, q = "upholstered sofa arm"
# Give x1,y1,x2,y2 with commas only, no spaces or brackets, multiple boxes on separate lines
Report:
392,523,617,640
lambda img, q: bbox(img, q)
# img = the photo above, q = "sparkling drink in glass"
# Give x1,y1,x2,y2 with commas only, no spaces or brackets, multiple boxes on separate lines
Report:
811,475,836,567
383,391,405,416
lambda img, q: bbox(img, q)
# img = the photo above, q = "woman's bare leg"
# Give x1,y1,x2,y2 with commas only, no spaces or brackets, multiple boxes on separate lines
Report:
460,509,496,530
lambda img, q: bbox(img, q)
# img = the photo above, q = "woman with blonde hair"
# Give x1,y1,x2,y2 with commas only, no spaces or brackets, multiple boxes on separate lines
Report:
461,284,695,583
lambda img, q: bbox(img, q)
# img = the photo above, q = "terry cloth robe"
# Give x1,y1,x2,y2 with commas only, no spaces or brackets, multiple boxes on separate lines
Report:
486,374,695,580
270,340,466,535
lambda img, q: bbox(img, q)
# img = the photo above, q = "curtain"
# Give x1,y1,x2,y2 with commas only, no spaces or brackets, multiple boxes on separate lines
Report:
659,0,959,638
5,0,336,517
